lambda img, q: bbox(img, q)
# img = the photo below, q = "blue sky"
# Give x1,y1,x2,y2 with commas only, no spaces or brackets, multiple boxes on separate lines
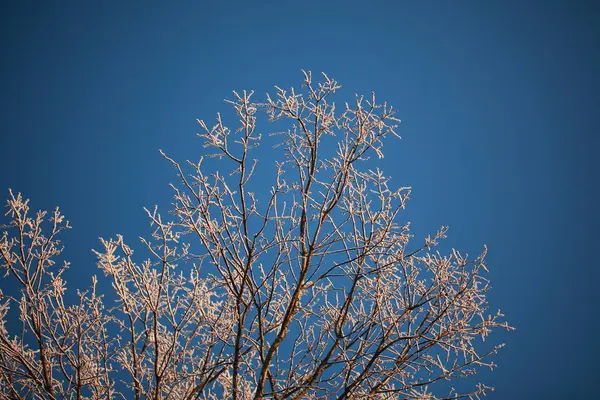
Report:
1,1,598,397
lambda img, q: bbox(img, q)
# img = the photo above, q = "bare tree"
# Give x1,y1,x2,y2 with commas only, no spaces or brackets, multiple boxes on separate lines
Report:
0,72,512,399
0,191,114,399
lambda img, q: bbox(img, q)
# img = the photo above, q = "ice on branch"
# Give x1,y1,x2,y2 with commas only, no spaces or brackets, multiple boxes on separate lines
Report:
0,72,511,399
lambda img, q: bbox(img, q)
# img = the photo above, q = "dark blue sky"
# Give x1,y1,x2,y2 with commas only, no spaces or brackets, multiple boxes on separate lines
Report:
1,1,598,398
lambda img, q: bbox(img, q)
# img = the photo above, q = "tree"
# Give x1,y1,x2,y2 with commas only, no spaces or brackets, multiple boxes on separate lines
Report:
0,72,512,399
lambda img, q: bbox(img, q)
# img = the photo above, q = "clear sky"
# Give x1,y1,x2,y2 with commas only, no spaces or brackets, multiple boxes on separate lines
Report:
1,1,598,398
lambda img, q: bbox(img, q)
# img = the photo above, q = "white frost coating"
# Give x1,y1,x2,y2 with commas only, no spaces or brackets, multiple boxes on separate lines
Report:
0,73,512,399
